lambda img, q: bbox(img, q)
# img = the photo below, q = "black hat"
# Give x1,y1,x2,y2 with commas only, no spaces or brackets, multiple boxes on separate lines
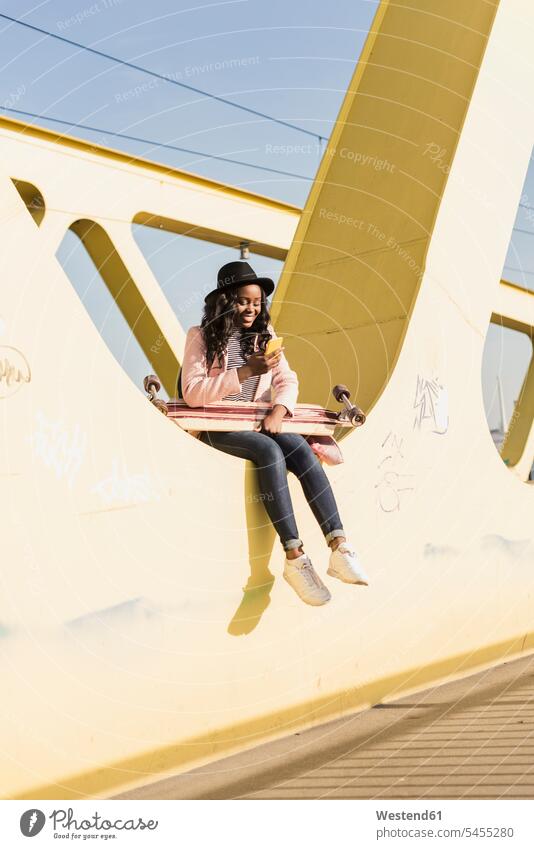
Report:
204,261,275,303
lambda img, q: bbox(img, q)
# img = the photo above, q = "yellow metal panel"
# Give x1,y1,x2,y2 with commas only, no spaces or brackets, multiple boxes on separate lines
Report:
271,0,500,411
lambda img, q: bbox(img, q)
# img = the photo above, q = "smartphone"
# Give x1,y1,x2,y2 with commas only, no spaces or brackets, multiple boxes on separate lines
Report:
265,337,283,357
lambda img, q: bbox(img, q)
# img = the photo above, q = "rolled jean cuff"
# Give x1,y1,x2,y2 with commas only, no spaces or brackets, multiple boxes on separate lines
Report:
325,528,345,544
282,537,303,552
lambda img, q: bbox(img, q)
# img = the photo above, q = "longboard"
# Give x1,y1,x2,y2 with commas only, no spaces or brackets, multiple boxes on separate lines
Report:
166,399,345,435
143,375,366,437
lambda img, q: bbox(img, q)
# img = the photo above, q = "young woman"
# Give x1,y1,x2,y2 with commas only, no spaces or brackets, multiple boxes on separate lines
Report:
180,260,369,606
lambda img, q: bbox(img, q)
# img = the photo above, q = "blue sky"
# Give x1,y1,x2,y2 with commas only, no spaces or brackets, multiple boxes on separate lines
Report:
1,0,533,436
0,0,375,204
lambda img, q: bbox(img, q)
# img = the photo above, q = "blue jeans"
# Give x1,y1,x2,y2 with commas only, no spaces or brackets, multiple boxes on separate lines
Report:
198,429,345,552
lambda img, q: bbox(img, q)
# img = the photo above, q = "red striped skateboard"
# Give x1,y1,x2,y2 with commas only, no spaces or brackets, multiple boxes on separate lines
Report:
143,375,365,435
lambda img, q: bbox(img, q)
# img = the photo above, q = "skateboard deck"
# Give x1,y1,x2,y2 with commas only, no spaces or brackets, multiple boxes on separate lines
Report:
166,398,352,436
166,399,346,435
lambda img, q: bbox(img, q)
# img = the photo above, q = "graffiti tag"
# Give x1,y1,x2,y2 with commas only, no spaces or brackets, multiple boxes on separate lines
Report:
413,374,449,434
28,410,87,488
0,346,31,399
91,458,161,506
375,431,416,513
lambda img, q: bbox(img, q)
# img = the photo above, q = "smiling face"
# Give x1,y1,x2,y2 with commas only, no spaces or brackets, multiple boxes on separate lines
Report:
233,284,263,328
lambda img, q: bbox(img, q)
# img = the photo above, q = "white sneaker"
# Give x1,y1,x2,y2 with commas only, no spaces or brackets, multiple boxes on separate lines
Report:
283,552,331,606
327,541,369,585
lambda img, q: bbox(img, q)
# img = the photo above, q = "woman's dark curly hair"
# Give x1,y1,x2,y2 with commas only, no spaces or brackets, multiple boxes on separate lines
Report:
200,284,273,368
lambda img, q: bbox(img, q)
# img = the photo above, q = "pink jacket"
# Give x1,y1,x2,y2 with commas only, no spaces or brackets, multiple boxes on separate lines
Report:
181,322,299,415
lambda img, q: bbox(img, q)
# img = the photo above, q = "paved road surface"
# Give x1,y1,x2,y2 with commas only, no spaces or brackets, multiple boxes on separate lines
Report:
115,652,534,800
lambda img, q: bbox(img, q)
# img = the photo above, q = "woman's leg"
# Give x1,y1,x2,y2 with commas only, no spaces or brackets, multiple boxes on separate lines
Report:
266,432,346,548
198,430,304,553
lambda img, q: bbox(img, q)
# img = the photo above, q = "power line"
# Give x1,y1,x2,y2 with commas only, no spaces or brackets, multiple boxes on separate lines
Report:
7,103,534,219
0,12,325,143
1,105,314,180
5,106,534,215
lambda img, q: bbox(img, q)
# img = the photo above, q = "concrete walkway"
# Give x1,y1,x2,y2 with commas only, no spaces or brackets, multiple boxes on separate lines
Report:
115,652,534,800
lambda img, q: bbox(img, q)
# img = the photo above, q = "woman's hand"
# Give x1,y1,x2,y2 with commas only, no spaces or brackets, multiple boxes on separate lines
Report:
244,347,284,377
257,404,288,435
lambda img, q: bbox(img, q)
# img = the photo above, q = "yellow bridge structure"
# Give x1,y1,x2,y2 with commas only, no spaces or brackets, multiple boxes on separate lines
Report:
1,0,533,799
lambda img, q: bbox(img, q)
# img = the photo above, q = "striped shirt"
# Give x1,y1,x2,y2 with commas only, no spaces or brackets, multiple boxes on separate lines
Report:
222,329,261,401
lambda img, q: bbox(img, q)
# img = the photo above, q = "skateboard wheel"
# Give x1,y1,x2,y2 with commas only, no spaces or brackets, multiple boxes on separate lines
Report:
143,374,161,394
349,407,366,426
333,384,350,403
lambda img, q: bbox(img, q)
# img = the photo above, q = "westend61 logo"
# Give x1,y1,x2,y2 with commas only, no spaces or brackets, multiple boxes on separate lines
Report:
20,807,159,838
